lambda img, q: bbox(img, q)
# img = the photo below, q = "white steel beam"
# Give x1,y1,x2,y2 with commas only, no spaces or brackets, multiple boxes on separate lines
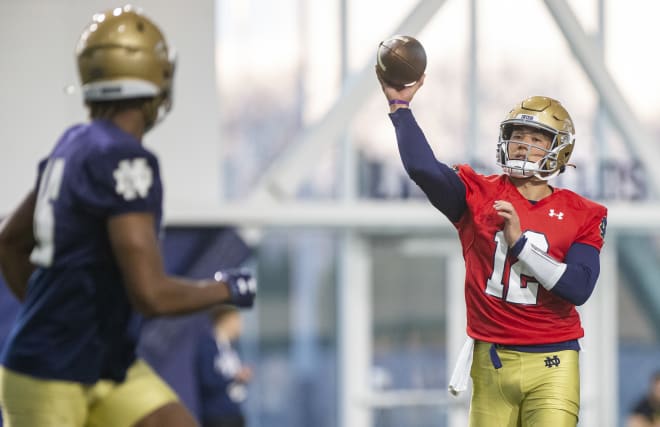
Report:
338,234,372,427
248,0,449,201
543,0,660,198
578,232,619,426
447,250,470,427
165,201,660,230
359,389,455,408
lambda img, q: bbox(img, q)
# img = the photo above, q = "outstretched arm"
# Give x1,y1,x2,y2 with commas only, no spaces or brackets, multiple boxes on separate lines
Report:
376,68,467,223
390,109,467,222
0,190,37,301
108,212,255,317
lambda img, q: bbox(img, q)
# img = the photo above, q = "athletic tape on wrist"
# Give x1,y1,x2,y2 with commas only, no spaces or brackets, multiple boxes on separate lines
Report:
517,240,567,290
388,99,410,106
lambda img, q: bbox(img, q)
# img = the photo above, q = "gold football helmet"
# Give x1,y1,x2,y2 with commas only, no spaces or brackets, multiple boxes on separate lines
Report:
76,5,175,130
497,96,575,180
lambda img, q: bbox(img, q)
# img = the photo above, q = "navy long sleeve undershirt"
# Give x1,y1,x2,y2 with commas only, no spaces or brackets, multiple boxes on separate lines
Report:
510,238,600,306
389,108,600,306
389,108,467,223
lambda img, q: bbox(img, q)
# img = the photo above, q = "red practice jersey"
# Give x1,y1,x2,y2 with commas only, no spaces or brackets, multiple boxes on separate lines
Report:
453,165,607,345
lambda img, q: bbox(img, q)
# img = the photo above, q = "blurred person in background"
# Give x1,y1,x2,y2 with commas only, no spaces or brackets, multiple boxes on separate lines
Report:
0,5,255,427
627,371,660,427
197,305,252,427
377,68,607,427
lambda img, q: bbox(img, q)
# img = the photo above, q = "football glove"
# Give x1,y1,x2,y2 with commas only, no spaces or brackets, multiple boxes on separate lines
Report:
214,268,256,308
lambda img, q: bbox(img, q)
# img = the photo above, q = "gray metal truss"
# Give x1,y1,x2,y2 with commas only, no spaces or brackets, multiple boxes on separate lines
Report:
245,0,659,202
543,0,660,198
247,0,449,201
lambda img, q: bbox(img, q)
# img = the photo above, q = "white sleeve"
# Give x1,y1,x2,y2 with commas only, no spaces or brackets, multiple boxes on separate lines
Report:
517,240,567,291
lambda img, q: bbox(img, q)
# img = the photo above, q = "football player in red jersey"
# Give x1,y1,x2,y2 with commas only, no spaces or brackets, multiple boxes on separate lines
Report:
377,69,607,426
0,6,255,427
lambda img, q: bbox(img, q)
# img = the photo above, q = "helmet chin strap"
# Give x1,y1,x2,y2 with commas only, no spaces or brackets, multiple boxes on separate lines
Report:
503,159,539,178
503,160,561,181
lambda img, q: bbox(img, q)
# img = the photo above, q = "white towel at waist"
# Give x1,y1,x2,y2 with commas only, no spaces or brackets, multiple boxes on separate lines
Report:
448,336,474,397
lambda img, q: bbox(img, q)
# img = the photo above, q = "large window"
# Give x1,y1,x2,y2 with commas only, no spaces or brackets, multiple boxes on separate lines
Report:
213,1,660,425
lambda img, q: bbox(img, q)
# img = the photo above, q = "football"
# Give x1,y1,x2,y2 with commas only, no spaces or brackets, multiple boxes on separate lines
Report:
376,35,427,87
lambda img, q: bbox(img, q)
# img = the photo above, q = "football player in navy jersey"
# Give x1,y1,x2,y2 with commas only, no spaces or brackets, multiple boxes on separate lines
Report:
196,305,252,427
0,5,255,427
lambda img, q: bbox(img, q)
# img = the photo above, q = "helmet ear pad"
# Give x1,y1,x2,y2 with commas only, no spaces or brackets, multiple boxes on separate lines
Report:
141,94,170,131
547,138,574,172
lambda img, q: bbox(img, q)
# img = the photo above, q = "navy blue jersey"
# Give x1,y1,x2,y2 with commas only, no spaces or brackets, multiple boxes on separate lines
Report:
0,120,162,383
196,331,246,421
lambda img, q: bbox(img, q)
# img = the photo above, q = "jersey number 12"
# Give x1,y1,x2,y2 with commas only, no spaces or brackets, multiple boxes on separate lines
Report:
485,230,548,305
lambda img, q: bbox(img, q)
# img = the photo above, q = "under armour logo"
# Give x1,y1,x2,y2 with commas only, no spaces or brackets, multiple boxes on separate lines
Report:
544,355,561,368
548,209,564,220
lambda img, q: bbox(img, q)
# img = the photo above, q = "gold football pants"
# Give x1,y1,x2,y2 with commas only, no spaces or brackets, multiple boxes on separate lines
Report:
0,359,178,427
469,341,580,427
